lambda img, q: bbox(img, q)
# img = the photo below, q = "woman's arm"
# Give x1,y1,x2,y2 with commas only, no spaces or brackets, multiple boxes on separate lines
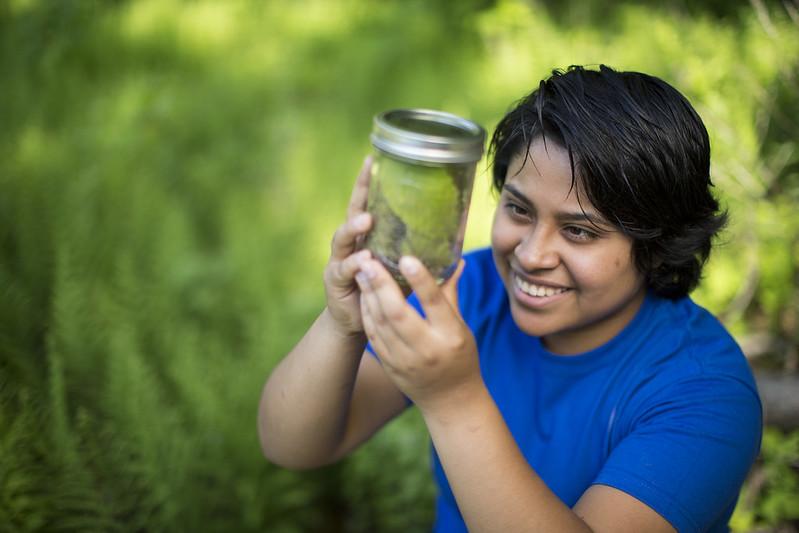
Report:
258,310,407,469
355,255,676,533
258,157,407,469
421,384,675,532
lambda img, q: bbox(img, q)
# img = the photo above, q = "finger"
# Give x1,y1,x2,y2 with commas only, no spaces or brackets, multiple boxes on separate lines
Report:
357,259,427,345
440,259,465,311
358,276,416,362
360,293,391,360
331,249,372,286
330,212,373,261
399,256,459,327
347,155,373,219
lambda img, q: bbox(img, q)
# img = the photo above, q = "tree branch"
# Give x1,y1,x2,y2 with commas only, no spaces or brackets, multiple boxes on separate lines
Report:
754,370,799,429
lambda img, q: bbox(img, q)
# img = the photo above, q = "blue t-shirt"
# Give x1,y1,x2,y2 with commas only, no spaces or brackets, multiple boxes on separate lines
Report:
396,247,762,533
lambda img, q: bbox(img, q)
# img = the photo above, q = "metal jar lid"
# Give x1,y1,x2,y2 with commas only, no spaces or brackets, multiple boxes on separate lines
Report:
370,108,486,165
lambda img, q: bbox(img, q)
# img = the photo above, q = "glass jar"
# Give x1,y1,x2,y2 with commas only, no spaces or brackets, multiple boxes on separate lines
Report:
365,109,485,287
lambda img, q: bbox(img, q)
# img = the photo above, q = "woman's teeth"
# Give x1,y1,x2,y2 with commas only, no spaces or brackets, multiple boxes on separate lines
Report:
514,275,568,297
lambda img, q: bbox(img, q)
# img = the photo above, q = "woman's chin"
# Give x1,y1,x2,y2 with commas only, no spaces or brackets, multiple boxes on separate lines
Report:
508,301,556,338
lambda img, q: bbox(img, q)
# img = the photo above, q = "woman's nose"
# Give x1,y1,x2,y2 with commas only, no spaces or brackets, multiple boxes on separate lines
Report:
514,228,560,271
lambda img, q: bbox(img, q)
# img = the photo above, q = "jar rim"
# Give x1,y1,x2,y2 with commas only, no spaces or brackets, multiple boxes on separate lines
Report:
371,108,486,164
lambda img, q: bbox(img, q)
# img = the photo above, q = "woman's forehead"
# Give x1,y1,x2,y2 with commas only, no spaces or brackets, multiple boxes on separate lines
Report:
504,145,613,225
506,143,586,197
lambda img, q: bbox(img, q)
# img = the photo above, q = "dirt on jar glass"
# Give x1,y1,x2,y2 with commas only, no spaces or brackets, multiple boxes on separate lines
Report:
364,152,475,286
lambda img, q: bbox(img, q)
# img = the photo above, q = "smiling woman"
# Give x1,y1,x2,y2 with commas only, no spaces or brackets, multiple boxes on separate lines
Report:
258,65,762,533
491,141,646,355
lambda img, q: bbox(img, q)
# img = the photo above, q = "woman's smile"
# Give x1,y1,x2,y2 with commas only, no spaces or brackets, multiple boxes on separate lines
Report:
511,272,572,306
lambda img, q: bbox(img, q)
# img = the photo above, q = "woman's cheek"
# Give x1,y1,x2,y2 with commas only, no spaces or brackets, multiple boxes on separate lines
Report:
566,250,616,289
492,213,523,250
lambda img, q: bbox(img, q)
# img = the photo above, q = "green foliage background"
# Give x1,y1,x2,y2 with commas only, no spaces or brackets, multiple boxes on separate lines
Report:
1,0,797,531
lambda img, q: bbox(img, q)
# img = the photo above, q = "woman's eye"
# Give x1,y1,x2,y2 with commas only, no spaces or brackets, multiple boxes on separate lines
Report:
504,202,528,218
565,226,598,241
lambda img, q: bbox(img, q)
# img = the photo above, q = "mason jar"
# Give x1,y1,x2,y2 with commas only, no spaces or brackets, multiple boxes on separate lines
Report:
364,109,486,287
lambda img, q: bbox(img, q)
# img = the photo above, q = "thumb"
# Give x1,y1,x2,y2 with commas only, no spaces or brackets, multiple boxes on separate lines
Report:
440,259,465,311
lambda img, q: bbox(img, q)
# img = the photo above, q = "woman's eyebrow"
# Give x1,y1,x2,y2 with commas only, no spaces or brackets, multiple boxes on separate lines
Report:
502,183,610,227
557,211,608,226
502,183,532,207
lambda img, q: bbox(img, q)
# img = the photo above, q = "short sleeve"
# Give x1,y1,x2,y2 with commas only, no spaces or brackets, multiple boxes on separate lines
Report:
594,375,762,533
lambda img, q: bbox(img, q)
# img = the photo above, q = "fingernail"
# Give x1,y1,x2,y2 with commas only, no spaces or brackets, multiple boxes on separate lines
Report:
360,262,375,279
399,256,419,276
354,213,370,230
355,272,368,286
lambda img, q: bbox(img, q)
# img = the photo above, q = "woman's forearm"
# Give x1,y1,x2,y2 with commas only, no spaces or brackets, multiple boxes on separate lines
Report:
258,307,367,469
421,387,593,533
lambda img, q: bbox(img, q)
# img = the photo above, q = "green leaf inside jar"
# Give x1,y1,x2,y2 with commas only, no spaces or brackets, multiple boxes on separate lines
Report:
365,154,469,285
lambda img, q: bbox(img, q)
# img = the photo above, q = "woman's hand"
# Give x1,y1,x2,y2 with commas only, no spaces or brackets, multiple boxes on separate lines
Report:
355,255,484,414
323,156,374,338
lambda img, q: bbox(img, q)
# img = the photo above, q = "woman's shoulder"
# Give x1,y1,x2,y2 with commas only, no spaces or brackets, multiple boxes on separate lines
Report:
649,296,747,366
458,247,508,323
462,246,496,273
630,294,760,406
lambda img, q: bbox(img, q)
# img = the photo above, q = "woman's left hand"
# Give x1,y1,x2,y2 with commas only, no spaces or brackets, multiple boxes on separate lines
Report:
354,255,484,415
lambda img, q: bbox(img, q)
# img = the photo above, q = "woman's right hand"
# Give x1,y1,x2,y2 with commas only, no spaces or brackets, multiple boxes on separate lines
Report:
323,156,374,337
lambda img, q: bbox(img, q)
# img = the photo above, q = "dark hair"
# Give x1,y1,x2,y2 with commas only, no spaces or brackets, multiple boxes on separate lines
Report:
489,65,727,299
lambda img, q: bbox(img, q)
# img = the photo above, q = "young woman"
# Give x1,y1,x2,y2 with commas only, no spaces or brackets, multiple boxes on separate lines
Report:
258,65,762,533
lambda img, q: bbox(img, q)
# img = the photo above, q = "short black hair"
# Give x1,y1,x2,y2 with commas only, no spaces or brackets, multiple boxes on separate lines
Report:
489,65,727,299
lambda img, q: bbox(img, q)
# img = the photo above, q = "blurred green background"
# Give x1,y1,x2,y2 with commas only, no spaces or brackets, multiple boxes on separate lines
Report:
1,0,798,531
